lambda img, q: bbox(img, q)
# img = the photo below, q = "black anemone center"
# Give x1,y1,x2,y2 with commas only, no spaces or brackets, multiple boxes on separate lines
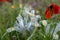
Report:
49,5,53,9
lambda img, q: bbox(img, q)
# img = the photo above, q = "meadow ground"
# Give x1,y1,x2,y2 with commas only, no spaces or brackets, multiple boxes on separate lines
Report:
0,0,60,40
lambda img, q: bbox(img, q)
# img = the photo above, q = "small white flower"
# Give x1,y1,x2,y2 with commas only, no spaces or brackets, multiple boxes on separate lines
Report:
36,15,41,19
42,20,47,27
28,13,35,16
53,34,59,39
7,27,15,32
35,23,40,27
31,10,35,14
19,4,23,8
36,10,39,13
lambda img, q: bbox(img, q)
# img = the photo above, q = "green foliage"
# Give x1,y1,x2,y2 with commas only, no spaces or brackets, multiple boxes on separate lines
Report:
0,0,60,40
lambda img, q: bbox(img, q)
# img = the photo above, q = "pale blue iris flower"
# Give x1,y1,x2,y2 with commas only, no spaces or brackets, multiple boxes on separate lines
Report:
46,22,60,35
14,5,41,33
1,5,41,39
54,22,60,34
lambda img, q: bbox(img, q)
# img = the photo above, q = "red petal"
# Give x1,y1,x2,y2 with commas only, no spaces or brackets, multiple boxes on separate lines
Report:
51,4,60,14
45,11,52,19
0,0,9,2
0,0,3,2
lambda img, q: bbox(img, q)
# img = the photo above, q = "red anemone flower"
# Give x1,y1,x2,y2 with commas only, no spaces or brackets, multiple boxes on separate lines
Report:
45,10,52,19
45,4,60,19
0,0,9,2
51,4,60,14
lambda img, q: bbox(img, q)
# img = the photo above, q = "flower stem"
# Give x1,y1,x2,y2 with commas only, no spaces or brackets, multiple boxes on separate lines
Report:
27,27,37,40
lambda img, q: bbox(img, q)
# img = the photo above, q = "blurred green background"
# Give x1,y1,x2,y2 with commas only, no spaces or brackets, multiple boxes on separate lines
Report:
0,0,60,40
